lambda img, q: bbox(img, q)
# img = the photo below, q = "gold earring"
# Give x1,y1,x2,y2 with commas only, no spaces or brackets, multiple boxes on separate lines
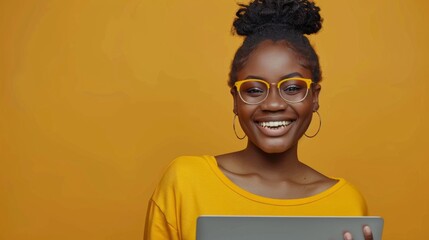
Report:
233,114,246,140
304,111,321,138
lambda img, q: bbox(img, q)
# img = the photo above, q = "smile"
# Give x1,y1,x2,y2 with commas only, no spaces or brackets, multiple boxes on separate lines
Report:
257,120,293,129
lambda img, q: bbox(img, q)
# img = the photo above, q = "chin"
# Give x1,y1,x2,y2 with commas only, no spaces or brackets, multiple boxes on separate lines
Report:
261,148,286,154
259,146,290,154
254,139,296,154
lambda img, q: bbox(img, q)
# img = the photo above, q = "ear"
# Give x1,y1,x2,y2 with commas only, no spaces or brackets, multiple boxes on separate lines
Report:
311,83,321,112
230,88,238,115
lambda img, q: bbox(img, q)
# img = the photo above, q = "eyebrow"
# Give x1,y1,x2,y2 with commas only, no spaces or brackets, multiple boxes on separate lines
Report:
244,72,304,81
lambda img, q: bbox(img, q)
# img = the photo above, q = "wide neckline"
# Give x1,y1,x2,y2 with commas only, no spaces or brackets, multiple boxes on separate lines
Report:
204,155,346,206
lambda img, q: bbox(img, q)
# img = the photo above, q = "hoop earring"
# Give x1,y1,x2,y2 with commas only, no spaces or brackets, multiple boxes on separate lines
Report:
233,114,246,140
304,111,322,138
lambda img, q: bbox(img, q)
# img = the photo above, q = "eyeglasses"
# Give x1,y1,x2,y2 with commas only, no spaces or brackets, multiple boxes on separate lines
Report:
234,77,313,105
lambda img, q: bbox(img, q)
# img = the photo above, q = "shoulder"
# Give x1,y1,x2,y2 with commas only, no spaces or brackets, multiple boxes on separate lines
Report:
151,155,214,194
165,155,213,175
331,178,368,215
337,179,366,200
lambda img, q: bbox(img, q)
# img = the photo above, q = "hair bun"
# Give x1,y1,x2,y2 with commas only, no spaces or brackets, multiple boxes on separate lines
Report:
233,0,322,36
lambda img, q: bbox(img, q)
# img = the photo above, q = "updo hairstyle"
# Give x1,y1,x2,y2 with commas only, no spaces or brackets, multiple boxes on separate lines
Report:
229,0,323,87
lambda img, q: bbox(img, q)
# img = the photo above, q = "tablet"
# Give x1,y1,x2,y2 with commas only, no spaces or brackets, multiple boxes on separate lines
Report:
196,216,384,240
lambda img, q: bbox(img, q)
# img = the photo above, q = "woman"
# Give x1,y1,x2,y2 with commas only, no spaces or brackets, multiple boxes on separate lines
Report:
145,0,373,239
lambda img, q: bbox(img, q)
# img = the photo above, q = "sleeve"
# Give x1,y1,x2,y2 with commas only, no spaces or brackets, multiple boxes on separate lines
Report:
342,181,369,216
144,199,180,240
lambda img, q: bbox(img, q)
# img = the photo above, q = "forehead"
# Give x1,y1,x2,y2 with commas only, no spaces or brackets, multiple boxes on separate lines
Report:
237,40,311,81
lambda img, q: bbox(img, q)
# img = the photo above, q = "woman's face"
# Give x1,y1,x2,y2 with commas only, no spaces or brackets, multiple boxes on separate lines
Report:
233,40,321,154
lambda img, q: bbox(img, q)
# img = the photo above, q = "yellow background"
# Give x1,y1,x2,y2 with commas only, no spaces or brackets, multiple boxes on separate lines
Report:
1,0,428,239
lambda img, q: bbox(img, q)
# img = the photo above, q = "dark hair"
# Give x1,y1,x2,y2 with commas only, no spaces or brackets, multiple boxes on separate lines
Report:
228,0,323,87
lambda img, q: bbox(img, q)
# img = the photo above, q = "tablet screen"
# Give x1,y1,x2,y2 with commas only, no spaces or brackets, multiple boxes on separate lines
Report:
196,216,384,240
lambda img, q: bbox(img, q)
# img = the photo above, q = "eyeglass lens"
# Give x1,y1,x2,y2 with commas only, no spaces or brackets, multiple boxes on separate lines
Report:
238,79,309,104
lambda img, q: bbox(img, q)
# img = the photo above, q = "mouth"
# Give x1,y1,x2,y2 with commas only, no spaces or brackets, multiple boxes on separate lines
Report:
255,120,295,137
257,120,294,129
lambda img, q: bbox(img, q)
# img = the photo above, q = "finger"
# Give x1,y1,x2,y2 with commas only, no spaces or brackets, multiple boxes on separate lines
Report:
363,225,374,240
343,231,353,240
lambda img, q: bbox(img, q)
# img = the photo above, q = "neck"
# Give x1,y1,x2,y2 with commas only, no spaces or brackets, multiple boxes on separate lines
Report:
239,141,301,174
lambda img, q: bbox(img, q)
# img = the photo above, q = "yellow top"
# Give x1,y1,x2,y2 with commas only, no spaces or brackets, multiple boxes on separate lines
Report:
144,155,367,240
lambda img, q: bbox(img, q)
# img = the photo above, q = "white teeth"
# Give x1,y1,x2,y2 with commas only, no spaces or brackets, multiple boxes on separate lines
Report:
259,121,292,128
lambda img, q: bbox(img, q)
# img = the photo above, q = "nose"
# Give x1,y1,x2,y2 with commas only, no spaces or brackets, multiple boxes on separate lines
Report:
260,86,287,111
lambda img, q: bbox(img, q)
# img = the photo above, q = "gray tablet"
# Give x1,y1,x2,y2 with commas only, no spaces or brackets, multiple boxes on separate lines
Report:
196,216,384,240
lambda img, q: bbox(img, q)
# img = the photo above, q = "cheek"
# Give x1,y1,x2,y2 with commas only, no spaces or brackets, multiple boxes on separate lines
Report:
290,100,314,125
297,104,316,133
302,111,314,128
299,102,315,116
236,105,256,130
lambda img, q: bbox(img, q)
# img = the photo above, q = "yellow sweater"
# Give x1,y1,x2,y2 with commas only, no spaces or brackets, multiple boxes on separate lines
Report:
144,156,367,240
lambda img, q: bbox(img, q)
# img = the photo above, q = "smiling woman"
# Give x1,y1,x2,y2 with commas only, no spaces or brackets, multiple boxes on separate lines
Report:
231,42,318,154
2,0,429,239
144,1,372,240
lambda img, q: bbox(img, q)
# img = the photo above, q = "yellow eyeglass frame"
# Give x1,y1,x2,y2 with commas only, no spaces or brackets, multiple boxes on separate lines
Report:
234,77,313,104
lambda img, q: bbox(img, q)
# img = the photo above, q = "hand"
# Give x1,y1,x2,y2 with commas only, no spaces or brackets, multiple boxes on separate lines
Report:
343,225,373,240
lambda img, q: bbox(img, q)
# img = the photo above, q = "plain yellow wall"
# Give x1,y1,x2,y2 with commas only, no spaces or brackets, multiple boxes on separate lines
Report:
1,0,428,239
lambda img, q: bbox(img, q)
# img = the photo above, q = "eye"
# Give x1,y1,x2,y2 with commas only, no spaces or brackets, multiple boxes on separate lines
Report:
245,87,265,96
282,85,302,94
239,81,268,97
247,88,264,93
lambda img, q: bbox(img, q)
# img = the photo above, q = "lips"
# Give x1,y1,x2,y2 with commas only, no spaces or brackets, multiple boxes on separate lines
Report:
257,120,293,128
255,120,295,137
